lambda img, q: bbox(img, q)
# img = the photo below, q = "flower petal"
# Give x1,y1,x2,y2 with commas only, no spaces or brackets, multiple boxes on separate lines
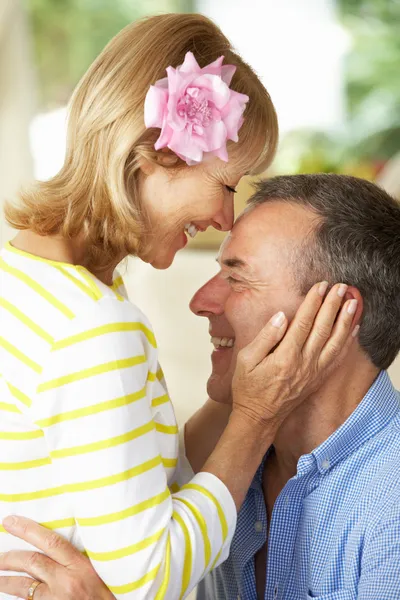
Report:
221,92,249,141
211,144,229,162
202,119,227,151
168,128,203,164
201,55,224,76
144,85,168,128
178,51,202,75
154,121,174,150
192,74,230,109
167,97,187,132
221,64,236,85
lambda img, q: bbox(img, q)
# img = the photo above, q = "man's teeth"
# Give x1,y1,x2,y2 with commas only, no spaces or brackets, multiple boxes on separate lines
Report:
184,223,199,238
211,336,235,349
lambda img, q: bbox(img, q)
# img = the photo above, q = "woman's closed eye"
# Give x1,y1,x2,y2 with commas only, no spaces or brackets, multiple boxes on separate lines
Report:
226,185,237,194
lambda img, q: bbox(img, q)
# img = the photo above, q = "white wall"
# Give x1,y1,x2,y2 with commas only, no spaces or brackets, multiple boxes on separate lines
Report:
197,0,348,135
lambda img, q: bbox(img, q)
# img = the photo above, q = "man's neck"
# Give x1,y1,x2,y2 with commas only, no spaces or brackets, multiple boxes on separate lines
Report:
271,355,380,482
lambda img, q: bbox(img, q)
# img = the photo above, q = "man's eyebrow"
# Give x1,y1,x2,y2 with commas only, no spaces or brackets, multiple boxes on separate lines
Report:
216,257,249,271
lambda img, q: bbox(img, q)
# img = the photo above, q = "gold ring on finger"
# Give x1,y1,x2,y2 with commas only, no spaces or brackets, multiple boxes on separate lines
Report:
28,580,42,600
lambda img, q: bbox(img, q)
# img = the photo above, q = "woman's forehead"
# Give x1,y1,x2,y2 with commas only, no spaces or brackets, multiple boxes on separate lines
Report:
204,157,247,180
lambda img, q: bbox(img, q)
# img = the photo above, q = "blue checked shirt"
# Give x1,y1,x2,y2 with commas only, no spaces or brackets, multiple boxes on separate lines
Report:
197,370,400,600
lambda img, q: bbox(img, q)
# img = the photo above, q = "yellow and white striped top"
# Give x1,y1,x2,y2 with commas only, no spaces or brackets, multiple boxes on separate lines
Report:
0,243,236,599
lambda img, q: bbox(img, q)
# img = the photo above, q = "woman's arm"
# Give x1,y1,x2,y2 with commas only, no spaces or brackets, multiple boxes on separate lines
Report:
25,297,239,600
183,399,231,475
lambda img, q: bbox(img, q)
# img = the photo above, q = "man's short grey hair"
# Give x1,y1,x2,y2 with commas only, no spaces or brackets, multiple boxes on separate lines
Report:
248,173,400,370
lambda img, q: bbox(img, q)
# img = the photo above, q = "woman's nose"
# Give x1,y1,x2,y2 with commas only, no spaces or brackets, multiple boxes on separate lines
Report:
190,275,229,317
212,197,234,232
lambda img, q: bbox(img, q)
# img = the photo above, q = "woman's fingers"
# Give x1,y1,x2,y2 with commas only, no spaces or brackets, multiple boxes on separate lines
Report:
278,281,329,353
0,576,48,600
319,300,359,369
0,518,116,600
0,549,60,583
2,516,83,568
237,310,288,368
301,283,350,356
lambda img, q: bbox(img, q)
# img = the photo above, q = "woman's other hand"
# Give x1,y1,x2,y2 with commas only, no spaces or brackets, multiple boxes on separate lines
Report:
0,516,114,600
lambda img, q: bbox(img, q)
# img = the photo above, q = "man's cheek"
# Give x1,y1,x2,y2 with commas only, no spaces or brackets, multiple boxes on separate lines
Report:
236,328,260,349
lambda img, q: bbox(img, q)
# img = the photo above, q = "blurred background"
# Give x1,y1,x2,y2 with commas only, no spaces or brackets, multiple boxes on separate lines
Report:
1,0,399,433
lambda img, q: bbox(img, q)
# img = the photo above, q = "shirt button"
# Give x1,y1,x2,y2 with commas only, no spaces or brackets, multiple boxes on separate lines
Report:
321,458,330,470
254,520,263,533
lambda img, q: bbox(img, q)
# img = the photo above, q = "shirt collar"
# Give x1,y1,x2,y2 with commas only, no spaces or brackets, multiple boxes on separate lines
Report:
249,371,400,483
310,370,400,475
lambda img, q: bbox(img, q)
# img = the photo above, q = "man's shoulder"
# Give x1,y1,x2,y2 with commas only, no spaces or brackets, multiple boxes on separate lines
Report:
343,412,400,526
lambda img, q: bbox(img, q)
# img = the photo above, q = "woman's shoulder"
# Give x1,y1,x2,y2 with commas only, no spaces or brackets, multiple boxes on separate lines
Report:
44,295,158,376
56,284,157,355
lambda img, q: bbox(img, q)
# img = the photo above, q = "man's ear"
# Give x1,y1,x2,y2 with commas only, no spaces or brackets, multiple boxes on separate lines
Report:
344,286,364,326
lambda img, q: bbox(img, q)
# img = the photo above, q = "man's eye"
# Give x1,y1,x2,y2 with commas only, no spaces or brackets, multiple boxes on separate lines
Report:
227,276,241,285
226,185,237,194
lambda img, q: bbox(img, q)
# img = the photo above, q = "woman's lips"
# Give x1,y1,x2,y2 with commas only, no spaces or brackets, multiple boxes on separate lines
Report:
181,230,188,247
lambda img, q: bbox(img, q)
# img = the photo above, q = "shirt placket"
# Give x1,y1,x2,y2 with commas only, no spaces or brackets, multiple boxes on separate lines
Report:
238,483,269,599
265,470,315,600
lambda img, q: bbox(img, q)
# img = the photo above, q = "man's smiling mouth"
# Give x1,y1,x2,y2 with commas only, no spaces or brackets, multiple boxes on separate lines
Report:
211,336,235,349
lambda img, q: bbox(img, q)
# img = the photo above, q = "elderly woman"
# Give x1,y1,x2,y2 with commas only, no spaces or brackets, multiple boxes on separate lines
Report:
0,13,356,600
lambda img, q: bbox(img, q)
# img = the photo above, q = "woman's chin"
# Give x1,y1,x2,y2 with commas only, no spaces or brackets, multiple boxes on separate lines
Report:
150,258,173,270
149,249,177,269
149,233,188,269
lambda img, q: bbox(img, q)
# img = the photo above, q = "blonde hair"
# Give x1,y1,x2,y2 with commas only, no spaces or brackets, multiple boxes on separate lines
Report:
5,13,278,270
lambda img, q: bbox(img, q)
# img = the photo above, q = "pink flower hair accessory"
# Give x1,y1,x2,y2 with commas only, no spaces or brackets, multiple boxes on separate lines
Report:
144,51,249,166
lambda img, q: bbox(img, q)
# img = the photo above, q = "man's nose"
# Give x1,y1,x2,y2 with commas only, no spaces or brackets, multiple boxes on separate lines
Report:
212,197,234,232
189,275,229,317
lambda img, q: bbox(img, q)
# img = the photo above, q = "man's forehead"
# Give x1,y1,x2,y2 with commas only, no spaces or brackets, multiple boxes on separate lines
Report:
216,231,254,274
217,201,315,272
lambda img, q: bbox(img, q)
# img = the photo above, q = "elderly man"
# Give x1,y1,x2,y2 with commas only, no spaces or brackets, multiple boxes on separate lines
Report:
186,173,400,600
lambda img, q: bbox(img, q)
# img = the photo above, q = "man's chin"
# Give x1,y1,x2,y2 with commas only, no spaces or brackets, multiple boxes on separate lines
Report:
207,374,233,405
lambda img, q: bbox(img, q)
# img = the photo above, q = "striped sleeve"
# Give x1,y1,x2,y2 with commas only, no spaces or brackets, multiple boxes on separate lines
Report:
30,297,236,599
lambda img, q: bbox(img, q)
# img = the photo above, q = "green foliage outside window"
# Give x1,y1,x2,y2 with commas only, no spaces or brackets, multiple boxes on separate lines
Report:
275,0,400,177
338,0,400,159
25,0,192,109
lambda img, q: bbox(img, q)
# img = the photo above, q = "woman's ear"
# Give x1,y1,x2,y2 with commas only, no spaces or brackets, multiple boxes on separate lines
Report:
137,156,156,176
138,150,178,175
344,286,364,326
155,149,180,167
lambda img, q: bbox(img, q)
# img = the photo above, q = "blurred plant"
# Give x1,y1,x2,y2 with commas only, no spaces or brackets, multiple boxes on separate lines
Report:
273,129,385,181
274,0,399,178
25,0,190,110
337,0,400,160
